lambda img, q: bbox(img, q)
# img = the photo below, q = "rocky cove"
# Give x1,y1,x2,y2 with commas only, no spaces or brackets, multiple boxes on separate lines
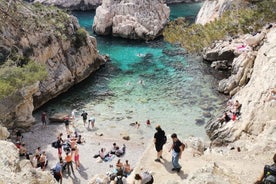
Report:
0,0,275,184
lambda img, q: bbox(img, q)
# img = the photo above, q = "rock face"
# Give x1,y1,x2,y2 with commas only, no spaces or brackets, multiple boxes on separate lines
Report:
33,0,102,10
195,0,243,25
205,27,276,146
93,0,170,40
0,125,10,140
203,29,267,96
0,140,56,184
0,1,105,128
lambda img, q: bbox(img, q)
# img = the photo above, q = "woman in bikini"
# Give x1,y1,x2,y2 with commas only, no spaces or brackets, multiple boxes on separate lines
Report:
74,146,80,169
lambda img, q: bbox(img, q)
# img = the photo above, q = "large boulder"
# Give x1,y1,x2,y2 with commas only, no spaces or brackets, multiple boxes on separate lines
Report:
93,0,170,40
195,0,244,25
0,125,9,140
0,140,56,183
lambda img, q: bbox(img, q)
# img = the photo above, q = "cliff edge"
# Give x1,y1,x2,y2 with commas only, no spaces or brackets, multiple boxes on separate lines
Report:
0,1,105,128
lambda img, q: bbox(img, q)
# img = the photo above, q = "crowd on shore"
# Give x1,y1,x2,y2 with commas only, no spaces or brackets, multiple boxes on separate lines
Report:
11,102,276,184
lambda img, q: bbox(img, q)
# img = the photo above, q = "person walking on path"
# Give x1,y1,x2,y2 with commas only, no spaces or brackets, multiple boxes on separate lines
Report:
41,112,47,127
65,152,74,175
169,133,184,172
81,111,88,126
154,125,166,162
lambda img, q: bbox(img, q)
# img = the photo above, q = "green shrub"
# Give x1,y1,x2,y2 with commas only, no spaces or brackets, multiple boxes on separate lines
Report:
0,61,47,100
163,0,276,53
74,28,88,49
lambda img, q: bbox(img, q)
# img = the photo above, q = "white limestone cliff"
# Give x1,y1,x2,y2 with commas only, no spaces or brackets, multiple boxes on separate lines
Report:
93,0,170,40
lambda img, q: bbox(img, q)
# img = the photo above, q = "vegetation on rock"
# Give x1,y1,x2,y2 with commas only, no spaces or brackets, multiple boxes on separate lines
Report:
0,0,90,100
163,0,276,53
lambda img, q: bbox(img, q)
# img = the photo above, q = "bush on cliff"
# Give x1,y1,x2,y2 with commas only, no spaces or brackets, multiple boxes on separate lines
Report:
0,60,47,100
163,0,276,53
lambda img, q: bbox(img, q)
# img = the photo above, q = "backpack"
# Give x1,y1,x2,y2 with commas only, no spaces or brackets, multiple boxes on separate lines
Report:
163,135,167,144
263,164,276,184
116,176,123,184
51,141,58,149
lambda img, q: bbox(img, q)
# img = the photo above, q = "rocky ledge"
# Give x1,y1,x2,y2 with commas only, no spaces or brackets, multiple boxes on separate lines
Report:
205,26,276,146
92,0,170,40
0,1,105,129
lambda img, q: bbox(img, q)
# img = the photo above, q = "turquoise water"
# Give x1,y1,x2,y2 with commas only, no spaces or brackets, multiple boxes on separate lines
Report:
39,3,226,141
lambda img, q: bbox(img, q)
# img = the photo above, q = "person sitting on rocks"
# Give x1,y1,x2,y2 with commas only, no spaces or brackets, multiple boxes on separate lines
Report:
19,143,27,157
255,153,276,184
231,100,242,115
15,129,23,142
134,171,154,184
218,112,231,124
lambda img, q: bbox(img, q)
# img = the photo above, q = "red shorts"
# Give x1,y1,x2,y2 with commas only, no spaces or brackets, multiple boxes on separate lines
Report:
58,148,62,155
74,154,79,162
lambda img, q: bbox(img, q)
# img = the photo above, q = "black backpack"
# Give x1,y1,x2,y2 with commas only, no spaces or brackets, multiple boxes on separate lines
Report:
116,176,123,184
263,164,276,184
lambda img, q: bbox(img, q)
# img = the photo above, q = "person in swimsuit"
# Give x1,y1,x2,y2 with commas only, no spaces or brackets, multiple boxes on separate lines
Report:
74,146,80,169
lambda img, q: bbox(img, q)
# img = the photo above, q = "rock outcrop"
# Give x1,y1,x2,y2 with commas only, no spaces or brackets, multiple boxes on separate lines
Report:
0,1,105,128
195,0,244,25
0,125,9,140
203,28,268,96
93,0,170,40
0,140,56,184
205,27,276,146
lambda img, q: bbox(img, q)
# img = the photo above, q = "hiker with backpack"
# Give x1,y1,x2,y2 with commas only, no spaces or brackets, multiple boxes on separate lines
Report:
154,125,167,162
255,153,276,184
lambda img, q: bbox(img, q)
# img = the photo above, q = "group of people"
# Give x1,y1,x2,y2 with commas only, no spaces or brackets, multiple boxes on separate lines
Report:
95,143,126,162
154,125,185,173
218,99,242,125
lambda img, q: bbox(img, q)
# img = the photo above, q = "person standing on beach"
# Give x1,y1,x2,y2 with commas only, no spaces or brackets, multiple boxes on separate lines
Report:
74,146,80,170
65,152,74,175
154,125,166,162
88,117,95,129
169,133,184,172
64,116,70,133
41,112,47,127
81,111,88,126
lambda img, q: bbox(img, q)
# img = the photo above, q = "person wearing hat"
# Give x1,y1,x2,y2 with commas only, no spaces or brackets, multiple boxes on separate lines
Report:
154,125,166,162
